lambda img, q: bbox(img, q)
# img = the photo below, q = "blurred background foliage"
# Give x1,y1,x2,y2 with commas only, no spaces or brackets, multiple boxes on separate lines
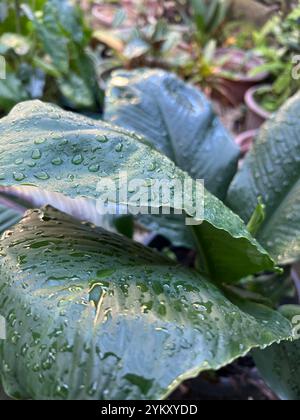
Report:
0,0,299,118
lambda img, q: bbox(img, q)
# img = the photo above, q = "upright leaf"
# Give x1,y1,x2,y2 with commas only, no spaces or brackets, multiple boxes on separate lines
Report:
227,92,300,265
0,207,292,400
105,69,239,199
0,100,274,283
0,185,116,233
25,0,102,111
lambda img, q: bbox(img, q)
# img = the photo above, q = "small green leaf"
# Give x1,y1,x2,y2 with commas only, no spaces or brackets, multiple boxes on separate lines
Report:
0,100,274,283
105,69,240,253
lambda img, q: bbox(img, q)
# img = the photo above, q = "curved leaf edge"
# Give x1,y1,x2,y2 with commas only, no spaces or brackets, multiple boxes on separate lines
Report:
162,330,293,400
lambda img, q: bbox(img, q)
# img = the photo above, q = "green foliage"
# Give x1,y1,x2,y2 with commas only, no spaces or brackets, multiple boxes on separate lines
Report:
252,6,300,112
105,68,239,248
1,68,300,399
0,0,103,113
94,18,187,74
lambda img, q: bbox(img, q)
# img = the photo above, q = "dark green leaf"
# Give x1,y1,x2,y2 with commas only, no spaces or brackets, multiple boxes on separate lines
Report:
137,213,195,249
253,305,300,400
0,207,292,400
0,100,274,283
105,69,239,251
105,69,239,199
227,92,300,265
57,72,98,111
0,73,29,112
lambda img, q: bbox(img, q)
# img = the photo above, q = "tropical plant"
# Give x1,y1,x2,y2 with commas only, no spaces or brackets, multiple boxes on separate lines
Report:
0,0,103,114
0,69,300,400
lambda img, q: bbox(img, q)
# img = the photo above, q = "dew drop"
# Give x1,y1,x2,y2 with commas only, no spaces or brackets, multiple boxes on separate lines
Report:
88,164,100,173
51,158,63,166
32,149,42,160
72,154,84,165
115,143,123,152
13,172,26,182
97,135,109,143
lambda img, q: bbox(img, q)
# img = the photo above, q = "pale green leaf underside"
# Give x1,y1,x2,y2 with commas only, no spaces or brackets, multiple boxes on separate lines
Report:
0,100,273,283
0,207,292,400
227,92,300,265
253,305,300,400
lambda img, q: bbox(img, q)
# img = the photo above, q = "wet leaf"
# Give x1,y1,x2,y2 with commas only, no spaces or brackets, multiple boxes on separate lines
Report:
105,69,240,250
105,69,240,199
0,207,292,400
0,100,274,283
25,0,102,111
228,92,300,265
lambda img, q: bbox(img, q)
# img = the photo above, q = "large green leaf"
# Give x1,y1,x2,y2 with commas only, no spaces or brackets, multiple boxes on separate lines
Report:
105,69,239,249
253,305,300,400
227,92,300,265
0,100,273,283
105,69,240,200
0,207,292,400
